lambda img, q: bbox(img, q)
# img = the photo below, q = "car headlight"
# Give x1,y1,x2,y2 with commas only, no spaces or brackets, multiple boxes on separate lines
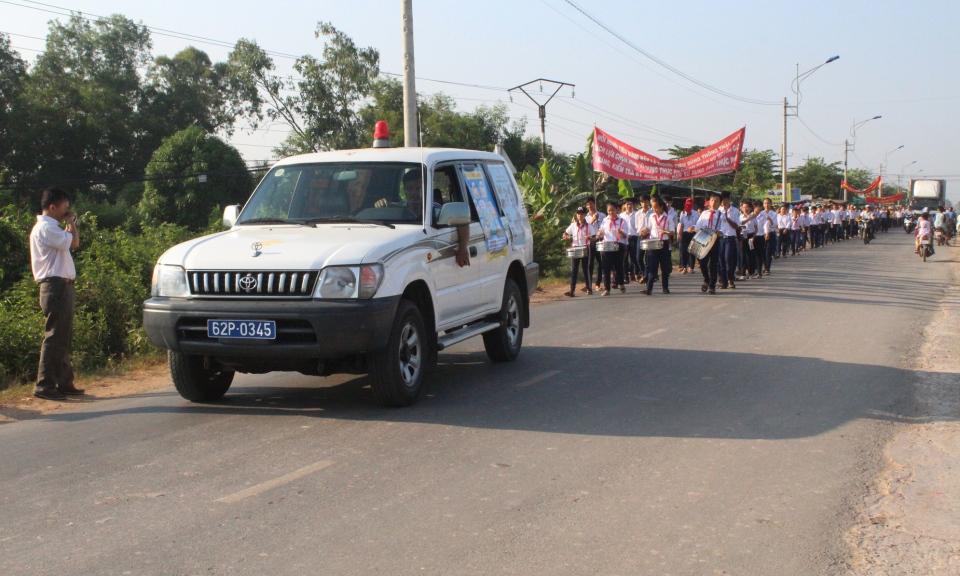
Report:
152,264,190,297
315,264,383,299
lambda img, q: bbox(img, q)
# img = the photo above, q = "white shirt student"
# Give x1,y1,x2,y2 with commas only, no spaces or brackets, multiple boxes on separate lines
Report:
31,215,77,281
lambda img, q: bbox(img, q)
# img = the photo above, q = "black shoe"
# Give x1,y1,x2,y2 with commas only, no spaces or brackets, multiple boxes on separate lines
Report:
701,283,708,293
34,388,67,401
58,384,85,396
645,286,653,295
708,288,716,295
662,288,671,294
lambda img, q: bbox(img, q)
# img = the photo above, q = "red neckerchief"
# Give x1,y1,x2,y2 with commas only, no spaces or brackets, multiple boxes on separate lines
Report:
652,212,667,239
572,222,587,246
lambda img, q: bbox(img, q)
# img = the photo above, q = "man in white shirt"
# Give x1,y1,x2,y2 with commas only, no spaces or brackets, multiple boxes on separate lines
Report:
598,201,628,295
777,205,791,257
738,200,758,280
30,188,83,400
717,191,741,289
760,198,778,273
638,195,677,294
677,198,699,274
633,194,651,284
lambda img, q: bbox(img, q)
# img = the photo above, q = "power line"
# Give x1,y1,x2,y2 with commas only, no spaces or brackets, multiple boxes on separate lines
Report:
796,116,843,147
556,0,780,106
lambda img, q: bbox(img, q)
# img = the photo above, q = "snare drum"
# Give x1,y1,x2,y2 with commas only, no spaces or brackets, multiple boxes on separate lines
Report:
689,227,720,260
638,239,664,251
565,246,588,259
596,241,620,252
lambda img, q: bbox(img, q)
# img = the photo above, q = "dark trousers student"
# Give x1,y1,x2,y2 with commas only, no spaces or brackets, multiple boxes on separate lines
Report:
754,235,768,274
699,243,720,291
602,244,625,292
569,254,591,294
679,231,695,269
718,236,738,288
645,244,671,291
626,236,641,280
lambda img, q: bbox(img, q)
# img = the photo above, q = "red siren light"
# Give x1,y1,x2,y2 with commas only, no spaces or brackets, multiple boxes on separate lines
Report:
372,121,391,148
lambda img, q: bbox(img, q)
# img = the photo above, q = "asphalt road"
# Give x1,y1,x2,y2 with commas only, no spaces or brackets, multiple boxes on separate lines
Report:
0,230,945,575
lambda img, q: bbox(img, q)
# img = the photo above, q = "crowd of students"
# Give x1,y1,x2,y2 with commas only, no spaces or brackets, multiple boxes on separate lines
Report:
562,190,885,297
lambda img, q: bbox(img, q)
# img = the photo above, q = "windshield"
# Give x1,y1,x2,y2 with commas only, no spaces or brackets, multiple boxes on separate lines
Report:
237,162,426,225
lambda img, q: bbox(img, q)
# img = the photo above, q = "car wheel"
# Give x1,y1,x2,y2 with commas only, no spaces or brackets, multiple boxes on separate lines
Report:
483,278,524,363
169,352,234,402
368,299,429,407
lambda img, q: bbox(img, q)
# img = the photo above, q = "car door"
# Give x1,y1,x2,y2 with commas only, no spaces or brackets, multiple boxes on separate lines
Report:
458,162,511,313
430,163,482,327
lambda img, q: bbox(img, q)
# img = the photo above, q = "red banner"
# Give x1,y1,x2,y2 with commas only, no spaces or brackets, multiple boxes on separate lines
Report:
592,127,745,181
866,192,903,204
841,176,882,195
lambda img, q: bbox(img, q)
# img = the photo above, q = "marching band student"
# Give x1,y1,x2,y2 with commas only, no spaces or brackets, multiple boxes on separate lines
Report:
620,197,641,283
633,194,652,284
639,195,676,295
677,198,699,274
750,202,767,276
718,191,742,289
562,207,592,297
695,192,724,295
583,197,605,293
598,201,627,296
790,206,803,255
738,200,758,280
762,198,778,267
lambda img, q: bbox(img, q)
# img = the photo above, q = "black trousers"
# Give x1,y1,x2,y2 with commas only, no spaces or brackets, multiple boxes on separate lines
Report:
36,278,76,392
778,230,789,256
645,245,671,289
569,254,590,292
626,236,641,279
588,243,600,287
679,231,695,269
602,244,625,291
758,235,772,272
739,237,756,276
699,242,721,289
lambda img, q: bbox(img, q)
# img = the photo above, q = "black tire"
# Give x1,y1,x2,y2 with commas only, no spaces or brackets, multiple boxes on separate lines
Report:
368,299,429,407
169,351,234,402
483,278,524,363
922,248,927,262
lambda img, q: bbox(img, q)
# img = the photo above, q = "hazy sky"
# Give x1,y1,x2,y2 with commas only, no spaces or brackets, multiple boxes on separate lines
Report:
4,0,959,199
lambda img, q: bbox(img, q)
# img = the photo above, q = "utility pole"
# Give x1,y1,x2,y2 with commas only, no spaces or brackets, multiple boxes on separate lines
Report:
782,97,792,204
843,139,849,203
401,0,417,147
508,79,575,160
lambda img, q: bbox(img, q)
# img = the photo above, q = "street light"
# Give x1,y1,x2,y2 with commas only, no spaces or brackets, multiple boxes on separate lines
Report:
782,55,839,203
879,145,904,198
843,116,881,202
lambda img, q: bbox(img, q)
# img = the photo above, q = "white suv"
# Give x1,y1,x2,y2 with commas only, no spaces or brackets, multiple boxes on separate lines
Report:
143,146,537,406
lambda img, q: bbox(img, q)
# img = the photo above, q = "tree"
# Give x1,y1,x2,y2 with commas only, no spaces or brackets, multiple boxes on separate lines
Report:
788,156,844,199
734,149,779,198
0,34,26,186
844,168,874,190
138,127,251,230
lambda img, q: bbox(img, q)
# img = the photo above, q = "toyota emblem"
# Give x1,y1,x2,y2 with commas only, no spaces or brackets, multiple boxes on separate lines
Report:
238,274,258,292
251,242,263,252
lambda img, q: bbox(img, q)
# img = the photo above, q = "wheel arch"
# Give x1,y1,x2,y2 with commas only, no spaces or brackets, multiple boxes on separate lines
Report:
507,259,530,328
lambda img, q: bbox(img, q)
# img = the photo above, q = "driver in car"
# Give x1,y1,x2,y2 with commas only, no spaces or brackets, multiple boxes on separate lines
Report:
376,170,471,268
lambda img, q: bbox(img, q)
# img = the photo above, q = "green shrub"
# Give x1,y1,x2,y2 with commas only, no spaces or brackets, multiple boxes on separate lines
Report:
0,217,199,388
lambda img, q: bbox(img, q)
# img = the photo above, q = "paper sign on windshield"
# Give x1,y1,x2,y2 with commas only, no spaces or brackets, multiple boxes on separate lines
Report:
487,164,528,250
461,167,508,260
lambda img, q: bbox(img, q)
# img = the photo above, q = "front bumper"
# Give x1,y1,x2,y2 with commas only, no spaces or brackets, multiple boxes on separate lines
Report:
143,296,401,359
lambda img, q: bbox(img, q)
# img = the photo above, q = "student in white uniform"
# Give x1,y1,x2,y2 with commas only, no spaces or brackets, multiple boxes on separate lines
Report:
597,201,627,296
738,200,758,280
717,191,741,289
677,198,699,274
583,197,605,293
761,198,778,269
562,207,592,297
695,191,724,294
638,195,677,295
620,197,640,283
633,194,651,284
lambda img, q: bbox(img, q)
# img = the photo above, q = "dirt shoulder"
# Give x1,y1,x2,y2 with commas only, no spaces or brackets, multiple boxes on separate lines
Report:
0,357,170,424
844,251,960,574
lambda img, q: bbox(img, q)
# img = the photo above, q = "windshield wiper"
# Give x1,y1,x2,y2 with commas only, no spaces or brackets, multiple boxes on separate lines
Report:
238,217,316,228
306,217,395,229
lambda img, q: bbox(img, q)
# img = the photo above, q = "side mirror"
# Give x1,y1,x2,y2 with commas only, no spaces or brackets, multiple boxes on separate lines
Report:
436,202,471,227
222,205,241,228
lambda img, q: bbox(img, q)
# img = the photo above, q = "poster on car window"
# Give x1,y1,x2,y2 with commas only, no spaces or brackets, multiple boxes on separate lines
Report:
461,167,508,260
486,164,528,250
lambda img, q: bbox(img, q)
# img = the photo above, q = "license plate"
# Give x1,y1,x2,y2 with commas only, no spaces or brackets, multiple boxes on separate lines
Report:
207,319,276,339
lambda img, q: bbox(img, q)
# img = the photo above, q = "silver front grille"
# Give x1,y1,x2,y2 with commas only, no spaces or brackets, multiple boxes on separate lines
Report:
188,271,318,298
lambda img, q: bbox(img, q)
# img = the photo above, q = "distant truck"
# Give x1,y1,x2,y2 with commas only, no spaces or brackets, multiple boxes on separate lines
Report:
909,179,947,212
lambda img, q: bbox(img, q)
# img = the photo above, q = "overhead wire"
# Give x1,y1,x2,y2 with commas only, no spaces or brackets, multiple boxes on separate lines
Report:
557,0,781,106
795,116,843,147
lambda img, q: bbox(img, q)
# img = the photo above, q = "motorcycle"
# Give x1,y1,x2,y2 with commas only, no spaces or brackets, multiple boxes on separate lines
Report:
903,215,915,233
858,219,872,244
919,234,933,262
936,227,945,246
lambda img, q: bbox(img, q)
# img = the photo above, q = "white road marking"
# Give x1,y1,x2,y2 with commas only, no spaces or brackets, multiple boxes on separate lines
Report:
216,460,334,504
641,328,667,338
516,370,562,388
